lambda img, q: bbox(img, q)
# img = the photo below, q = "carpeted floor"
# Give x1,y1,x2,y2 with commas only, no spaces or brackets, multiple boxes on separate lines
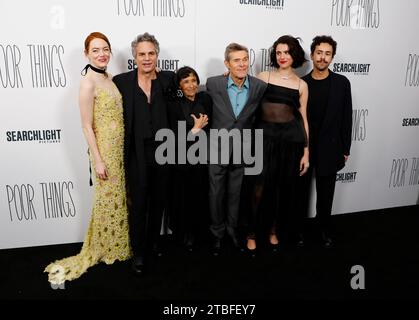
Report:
1,205,418,304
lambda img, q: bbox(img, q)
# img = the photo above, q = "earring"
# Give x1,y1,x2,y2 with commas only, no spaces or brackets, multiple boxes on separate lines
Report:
176,89,184,98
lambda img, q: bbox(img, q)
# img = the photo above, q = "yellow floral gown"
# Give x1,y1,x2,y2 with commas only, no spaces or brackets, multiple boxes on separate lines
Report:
45,84,132,284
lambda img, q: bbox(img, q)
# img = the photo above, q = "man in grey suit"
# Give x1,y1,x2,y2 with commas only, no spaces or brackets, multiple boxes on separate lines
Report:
206,43,266,255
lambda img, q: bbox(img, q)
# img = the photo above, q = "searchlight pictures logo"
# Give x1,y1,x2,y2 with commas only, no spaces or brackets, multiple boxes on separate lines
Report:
238,0,285,10
128,58,180,71
336,171,357,183
333,62,371,76
402,117,419,127
6,129,62,143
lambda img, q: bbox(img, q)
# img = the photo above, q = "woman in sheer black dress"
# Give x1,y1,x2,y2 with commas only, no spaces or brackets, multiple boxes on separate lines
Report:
167,66,212,251
242,35,309,252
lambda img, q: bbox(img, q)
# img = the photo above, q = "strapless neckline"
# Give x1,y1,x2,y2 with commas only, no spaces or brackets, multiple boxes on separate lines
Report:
267,82,299,92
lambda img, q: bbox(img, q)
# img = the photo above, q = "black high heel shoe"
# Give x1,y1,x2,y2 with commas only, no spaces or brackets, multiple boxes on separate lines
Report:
269,233,279,252
246,238,257,257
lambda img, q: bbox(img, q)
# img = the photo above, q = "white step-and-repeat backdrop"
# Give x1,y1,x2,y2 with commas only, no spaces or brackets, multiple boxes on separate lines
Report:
1,0,418,249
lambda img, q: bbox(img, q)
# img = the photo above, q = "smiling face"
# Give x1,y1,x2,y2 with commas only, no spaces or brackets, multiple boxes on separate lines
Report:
134,41,158,75
86,38,111,69
311,42,334,72
179,73,199,100
224,50,249,82
275,43,293,69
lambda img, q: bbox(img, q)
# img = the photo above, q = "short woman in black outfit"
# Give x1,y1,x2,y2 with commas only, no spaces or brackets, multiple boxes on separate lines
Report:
167,66,212,251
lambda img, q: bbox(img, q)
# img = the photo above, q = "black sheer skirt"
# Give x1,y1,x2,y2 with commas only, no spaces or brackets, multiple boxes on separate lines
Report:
240,118,305,241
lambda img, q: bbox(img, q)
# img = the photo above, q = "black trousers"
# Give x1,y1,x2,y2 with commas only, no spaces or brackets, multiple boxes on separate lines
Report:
300,166,337,233
126,146,169,258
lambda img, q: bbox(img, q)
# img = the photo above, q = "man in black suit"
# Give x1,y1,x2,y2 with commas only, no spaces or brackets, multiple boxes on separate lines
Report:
206,43,266,254
301,35,352,248
113,33,174,274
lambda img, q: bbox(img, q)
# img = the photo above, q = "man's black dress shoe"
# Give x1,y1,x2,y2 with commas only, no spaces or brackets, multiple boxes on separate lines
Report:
212,238,221,256
321,232,333,248
296,234,305,248
152,242,163,257
131,256,145,275
184,234,195,252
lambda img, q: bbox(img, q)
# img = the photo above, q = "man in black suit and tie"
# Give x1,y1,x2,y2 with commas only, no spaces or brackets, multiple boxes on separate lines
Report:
206,43,266,255
113,33,174,274
301,35,353,248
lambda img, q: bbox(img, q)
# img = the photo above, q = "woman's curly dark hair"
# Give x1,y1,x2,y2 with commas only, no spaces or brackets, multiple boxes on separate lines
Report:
270,35,307,69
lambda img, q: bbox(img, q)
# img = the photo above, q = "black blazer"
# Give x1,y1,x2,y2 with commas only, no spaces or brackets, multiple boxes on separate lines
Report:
113,70,175,186
302,70,352,176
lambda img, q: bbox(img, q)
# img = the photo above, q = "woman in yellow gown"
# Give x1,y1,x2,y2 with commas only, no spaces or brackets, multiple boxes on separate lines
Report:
45,32,131,284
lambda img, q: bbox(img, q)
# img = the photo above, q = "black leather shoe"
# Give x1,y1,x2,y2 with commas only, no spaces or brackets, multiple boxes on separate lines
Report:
131,256,145,276
321,232,333,248
296,234,305,248
184,234,195,252
211,238,221,256
152,242,163,257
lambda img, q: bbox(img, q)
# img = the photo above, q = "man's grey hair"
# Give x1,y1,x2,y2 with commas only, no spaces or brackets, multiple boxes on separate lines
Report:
131,32,160,57
224,43,249,61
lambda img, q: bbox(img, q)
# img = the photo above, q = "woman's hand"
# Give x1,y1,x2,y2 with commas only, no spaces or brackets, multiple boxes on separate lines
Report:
191,113,209,134
95,161,108,180
299,152,309,176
